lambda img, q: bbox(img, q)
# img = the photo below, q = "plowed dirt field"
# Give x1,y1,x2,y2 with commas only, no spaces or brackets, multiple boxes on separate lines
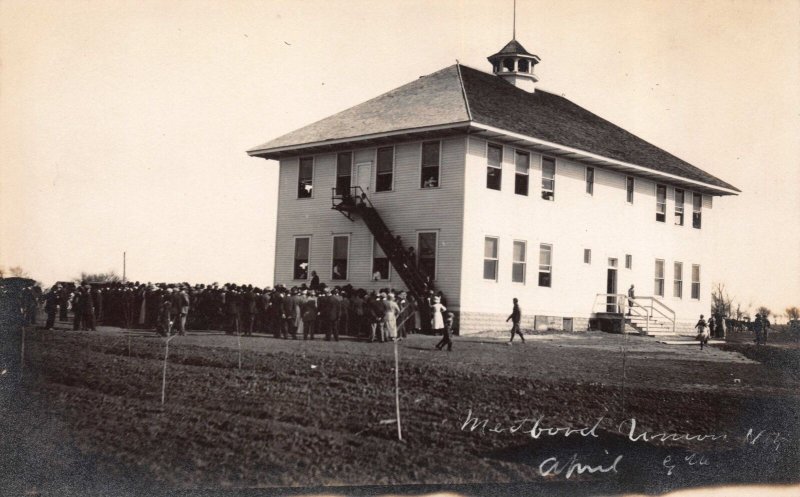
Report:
2,326,799,496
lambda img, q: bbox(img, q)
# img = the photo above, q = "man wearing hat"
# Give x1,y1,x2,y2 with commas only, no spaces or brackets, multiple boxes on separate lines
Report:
506,298,524,343
320,287,340,341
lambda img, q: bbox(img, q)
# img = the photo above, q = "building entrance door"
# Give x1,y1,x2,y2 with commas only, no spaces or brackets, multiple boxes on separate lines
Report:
356,162,372,194
606,258,618,312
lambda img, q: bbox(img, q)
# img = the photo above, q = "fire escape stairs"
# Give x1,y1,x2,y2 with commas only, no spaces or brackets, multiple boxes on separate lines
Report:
331,187,434,300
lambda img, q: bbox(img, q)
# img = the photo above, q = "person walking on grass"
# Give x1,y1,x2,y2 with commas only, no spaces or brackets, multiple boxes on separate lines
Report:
435,311,455,351
695,314,709,350
753,313,764,345
506,298,525,342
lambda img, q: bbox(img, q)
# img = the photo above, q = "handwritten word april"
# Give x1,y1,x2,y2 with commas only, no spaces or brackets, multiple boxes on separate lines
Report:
539,452,623,479
461,410,603,439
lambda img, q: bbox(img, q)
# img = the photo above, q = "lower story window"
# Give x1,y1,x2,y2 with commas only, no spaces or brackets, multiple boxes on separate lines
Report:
372,237,389,280
332,235,349,280
483,237,499,280
417,231,437,281
691,264,701,299
673,262,683,298
538,243,552,287
512,240,526,283
293,237,310,280
654,259,665,297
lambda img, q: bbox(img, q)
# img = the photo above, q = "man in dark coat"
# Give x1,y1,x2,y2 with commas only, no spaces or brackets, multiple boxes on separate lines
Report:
82,286,96,331
319,288,340,341
506,298,524,342
44,286,59,330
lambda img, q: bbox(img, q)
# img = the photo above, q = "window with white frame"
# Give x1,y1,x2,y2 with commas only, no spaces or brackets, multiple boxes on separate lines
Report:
298,157,313,198
336,152,352,196
586,167,595,195
515,150,529,196
625,254,632,269
371,237,389,281
483,237,499,280
674,262,683,298
691,264,701,299
692,193,702,229
417,231,437,281
539,244,552,287
293,237,310,280
376,146,394,192
626,176,634,203
331,235,349,280
541,157,555,200
654,259,665,297
512,240,526,283
487,144,502,190
584,249,592,264
656,184,667,222
674,188,685,225
421,141,440,188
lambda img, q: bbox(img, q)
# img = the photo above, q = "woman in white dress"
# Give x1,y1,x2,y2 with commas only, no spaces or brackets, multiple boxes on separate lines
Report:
430,296,446,334
383,293,401,340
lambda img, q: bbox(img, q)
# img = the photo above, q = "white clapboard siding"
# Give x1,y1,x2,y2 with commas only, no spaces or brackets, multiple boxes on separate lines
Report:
459,136,711,326
274,137,465,307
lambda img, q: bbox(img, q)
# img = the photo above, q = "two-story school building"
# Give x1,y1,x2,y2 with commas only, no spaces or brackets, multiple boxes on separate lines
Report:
247,39,739,335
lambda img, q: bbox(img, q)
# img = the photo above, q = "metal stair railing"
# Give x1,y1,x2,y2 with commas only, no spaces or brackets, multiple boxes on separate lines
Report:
592,293,673,335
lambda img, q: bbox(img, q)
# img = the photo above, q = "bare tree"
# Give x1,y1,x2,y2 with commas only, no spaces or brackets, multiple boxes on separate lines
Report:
75,271,122,284
756,306,772,319
710,282,734,317
786,306,800,321
9,266,31,278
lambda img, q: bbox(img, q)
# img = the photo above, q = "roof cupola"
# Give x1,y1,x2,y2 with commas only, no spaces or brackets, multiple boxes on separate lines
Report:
487,39,540,93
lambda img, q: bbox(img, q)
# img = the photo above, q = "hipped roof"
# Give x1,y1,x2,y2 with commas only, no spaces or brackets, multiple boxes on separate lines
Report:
248,64,739,194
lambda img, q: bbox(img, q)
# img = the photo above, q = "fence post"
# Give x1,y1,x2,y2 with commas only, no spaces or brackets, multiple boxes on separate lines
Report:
394,339,403,441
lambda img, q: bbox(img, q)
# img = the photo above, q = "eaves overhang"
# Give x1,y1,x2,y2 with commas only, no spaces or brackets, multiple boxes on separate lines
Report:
468,122,740,196
246,121,472,161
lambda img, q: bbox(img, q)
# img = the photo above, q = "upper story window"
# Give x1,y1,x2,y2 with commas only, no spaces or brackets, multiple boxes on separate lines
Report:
626,176,634,203
674,188,685,225
293,237,310,280
584,249,592,264
486,144,503,190
692,193,702,229
541,157,555,200
483,236,499,280
376,146,394,192
421,141,440,188
585,167,595,195
625,254,633,269
656,184,667,222
298,157,314,198
514,150,529,196
336,152,352,196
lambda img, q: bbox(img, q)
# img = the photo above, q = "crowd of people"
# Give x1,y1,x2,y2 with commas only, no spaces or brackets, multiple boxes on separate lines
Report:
33,280,455,345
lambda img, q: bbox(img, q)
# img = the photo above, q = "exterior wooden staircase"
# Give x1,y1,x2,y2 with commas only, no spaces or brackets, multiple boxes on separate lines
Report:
331,186,434,301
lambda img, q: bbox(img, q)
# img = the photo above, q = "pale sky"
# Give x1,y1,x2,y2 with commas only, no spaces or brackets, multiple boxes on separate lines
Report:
1,0,798,314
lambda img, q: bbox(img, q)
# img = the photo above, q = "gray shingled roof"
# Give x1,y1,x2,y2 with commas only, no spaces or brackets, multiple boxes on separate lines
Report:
487,39,536,59
248,63,738,192
248,66,469,152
